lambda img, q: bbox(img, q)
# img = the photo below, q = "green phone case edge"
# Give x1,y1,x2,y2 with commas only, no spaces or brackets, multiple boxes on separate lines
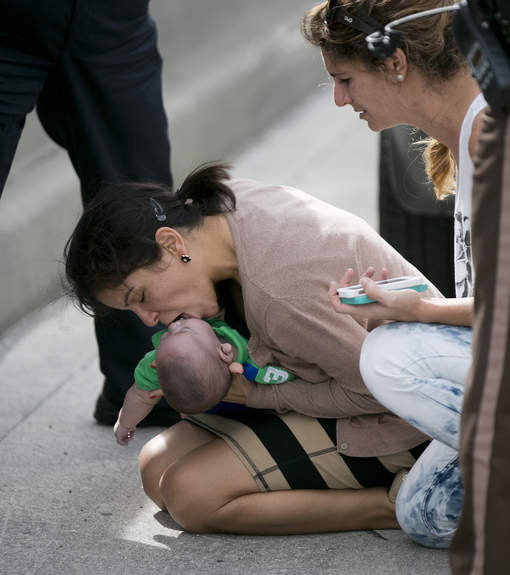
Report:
340,283,428,305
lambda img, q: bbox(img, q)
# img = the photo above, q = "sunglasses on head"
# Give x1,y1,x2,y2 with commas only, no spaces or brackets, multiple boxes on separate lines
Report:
324,0,382,35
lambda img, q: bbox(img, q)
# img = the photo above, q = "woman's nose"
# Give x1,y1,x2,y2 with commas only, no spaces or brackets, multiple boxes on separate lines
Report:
334,83,352,107
133,306,160,327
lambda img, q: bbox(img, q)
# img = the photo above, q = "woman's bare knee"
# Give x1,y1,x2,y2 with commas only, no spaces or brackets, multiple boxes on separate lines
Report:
138,422,216,510
159,462,211,532
138,434,169,508
159,438,259,533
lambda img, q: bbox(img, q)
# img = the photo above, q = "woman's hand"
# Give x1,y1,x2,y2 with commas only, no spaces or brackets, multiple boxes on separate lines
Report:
222,373,251,404
328,267,425,323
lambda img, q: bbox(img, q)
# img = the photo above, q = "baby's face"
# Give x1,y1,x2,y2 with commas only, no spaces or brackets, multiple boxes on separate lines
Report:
159,318,218,357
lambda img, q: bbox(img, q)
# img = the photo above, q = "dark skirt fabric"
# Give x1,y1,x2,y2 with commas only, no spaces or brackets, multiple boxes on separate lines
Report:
184,409,429,492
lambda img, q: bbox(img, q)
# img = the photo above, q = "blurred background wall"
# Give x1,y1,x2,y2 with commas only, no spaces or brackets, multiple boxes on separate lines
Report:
0,0,380,333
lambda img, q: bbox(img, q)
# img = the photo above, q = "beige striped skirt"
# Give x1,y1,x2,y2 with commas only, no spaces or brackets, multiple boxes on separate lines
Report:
184,408,428,492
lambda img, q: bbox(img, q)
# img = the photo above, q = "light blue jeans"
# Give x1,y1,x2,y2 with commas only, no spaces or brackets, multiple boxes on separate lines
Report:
360,322,472,548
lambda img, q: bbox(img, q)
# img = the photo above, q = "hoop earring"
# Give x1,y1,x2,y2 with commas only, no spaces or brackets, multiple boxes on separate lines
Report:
180,254,191,263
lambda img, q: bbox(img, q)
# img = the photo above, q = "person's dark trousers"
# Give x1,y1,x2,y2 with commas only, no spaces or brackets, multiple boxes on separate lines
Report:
0,0,180,425
450,110,510,574
379,126,456,298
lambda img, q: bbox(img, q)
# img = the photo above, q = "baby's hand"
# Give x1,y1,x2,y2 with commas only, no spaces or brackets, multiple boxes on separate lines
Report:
114,420,136,446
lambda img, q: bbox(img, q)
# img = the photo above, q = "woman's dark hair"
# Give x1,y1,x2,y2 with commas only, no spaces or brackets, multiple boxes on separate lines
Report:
65,162,235,316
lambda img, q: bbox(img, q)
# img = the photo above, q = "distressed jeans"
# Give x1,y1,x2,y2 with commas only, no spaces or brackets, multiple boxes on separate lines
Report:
360,322,472,548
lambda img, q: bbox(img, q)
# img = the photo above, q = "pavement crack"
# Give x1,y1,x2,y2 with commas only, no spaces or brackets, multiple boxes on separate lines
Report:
370,529,389,540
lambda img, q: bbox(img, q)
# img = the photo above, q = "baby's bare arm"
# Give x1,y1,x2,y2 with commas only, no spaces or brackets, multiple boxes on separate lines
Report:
114,384,162,445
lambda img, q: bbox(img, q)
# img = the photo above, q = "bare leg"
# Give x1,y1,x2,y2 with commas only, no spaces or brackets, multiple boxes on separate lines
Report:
138,421,216,510
159,435,398,535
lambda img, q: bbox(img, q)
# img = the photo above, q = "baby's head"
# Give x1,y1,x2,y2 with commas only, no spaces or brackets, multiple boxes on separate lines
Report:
156,318,233,413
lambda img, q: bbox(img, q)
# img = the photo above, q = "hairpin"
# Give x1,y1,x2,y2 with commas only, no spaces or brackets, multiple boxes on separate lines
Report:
150,198,167,222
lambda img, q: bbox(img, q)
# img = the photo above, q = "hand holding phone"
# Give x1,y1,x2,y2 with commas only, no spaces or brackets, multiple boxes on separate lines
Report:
337,275,428,305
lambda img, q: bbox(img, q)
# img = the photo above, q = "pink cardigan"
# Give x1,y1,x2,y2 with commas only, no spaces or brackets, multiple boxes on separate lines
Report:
226,178,439,457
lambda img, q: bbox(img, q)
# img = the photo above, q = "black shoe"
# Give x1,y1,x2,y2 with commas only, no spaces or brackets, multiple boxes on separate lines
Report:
93,392,181,427
93,392,120,425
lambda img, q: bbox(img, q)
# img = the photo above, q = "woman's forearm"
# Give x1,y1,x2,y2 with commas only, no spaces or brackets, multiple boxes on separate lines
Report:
416,297,474,326
330,277,473,326
246,376,384,418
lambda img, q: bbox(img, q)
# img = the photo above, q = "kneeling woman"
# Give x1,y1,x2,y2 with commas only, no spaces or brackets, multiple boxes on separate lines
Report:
65,164,439,535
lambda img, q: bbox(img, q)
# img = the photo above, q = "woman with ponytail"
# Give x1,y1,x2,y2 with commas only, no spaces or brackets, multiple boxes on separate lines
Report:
65,162,441,538
303,0,486,548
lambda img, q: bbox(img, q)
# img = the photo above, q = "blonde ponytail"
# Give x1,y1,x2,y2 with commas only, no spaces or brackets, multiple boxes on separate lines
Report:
422,138,456,199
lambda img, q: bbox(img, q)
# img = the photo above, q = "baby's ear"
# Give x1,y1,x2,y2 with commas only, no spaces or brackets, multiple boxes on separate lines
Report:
217,342,234,364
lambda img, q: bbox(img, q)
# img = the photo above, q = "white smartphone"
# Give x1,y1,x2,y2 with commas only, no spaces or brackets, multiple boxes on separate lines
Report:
336,275,428,305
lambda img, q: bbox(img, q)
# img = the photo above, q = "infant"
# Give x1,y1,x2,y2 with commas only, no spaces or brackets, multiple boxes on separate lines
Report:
114,317,294,445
